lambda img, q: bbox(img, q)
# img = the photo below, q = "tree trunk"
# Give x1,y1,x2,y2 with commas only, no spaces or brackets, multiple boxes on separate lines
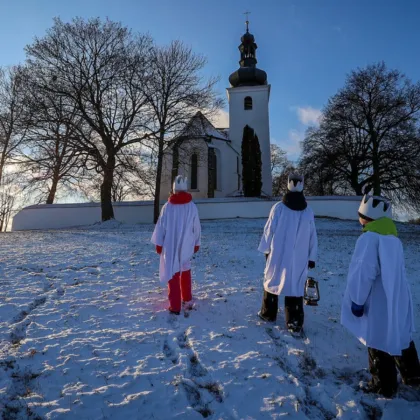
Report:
4,208,11,232
101,155,116,221
350,163,363,195
0,145,8,187
46,172,60,204
372,148,381,196
153,132,165,224
368,121,381,196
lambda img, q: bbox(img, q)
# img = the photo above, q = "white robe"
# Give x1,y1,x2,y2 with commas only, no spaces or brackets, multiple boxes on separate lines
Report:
151,201,201,284
258,202,318,296
341,231,415,355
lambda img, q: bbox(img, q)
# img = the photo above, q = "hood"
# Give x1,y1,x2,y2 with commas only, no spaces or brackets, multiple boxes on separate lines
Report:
282,191,307,211
169,191,193,205
363,217,398,237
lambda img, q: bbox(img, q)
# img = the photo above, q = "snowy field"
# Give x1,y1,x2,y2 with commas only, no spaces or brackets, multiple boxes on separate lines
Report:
0,218,419,420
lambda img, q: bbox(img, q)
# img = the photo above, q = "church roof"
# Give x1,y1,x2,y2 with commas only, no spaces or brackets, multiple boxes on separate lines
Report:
175,111,229,143
217,128,229,138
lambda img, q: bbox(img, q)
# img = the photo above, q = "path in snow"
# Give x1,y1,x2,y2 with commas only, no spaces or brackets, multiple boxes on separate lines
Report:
0,219,419,419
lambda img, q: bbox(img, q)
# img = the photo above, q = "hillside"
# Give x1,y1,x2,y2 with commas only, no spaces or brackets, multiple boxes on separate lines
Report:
0,219,419,419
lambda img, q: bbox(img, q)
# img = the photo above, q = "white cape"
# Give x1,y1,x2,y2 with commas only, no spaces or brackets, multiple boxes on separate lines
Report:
258,202,318,296
151,201,201,284
341,231,415,355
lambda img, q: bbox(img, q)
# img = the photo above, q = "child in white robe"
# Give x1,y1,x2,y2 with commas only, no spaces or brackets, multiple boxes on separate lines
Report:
151,176,201,315
341,194,420,397
258,174,318,333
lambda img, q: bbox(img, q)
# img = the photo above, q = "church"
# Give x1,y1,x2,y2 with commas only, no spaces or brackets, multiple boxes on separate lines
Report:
159,20,273,200
12,20,362,231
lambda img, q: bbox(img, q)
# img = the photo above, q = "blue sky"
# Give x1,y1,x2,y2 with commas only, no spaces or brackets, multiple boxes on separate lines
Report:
1,0,420,160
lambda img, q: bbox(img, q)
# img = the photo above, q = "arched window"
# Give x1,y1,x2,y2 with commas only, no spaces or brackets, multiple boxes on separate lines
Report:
190,153,198,190
244,96,253,110
213,153,218,190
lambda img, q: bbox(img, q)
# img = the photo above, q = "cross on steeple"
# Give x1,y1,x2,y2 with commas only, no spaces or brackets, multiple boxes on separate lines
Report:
244,11,251,32
228,13,267,87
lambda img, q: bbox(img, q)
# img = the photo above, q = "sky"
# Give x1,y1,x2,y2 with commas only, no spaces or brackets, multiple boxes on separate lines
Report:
1,0,420,161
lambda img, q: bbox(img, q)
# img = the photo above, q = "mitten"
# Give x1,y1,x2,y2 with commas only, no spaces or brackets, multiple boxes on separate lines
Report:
308,261,316,269
194,246,200,253
156,245,162,255
351,301,364,317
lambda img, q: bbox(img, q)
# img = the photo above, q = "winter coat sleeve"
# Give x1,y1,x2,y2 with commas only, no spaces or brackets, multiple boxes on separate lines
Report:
151,204,167,247
258,203,280,254
347,233,379,306
308,216,318,262
193,206,201,247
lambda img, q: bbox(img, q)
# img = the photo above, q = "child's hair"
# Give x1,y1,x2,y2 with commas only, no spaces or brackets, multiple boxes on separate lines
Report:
358,212,373,222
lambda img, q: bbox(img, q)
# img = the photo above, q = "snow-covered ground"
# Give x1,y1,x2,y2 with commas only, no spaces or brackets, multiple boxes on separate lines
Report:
0,218,419,419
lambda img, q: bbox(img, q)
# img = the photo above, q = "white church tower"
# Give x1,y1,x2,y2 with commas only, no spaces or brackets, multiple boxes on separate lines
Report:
227,18,272,196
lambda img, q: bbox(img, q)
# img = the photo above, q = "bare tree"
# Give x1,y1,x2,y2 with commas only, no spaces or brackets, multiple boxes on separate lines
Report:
299,126,369,196
272,164,296,197
300,62,420,209
115,146,157,198
0,172,21,232
25,17,154,220
271,144,289,176
270,144,292,196
140,40,222,223
0,66,27,187
18,73,88,204
0,190,15,232
77,145,156,202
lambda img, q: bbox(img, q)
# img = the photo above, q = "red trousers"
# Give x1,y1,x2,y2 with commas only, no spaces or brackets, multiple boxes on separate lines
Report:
168,270,192,313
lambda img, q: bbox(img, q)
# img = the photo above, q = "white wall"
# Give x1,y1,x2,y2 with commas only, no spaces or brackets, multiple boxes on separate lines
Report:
160,138,240,200
160,138,210,201
12,196,362,231
227,85,272,196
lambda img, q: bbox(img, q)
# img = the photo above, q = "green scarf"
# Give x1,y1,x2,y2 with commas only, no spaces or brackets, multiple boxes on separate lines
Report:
363,217,398,237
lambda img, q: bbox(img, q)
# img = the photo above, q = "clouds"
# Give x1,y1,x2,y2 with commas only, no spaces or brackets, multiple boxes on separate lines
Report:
272,129,304,162
273,106,322,162
211,109,229,128
296,106,323,126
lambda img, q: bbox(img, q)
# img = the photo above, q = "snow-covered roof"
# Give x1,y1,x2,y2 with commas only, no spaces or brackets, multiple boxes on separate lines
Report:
175,111,229,143
216,128,229,139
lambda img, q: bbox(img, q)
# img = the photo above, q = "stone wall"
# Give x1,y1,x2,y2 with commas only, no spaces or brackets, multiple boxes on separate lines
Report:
12,196,361,231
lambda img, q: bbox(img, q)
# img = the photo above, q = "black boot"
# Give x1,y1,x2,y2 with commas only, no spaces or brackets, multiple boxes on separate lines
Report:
259,290,278,322
367,347,398,398
284,296,304,332
395,341,420,387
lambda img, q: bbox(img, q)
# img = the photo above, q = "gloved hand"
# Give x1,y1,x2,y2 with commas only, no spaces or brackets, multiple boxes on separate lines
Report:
194,246,200,253
308,261,315,269
156,245,162,255
351,301,364,317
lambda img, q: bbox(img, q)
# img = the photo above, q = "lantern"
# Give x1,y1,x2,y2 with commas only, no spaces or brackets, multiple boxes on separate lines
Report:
304,277,320,306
